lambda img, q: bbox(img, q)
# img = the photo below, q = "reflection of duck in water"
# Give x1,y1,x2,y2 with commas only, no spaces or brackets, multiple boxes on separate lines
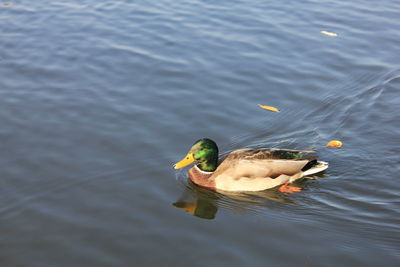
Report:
173,182,219,219
173,179,298,220
173,198,218,220
174,138,328,193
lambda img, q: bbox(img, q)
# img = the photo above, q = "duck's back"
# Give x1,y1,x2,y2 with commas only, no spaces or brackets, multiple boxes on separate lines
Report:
211,149,317,191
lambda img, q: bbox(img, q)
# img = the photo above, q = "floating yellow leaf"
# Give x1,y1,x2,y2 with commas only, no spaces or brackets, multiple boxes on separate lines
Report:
326,140,343,148
320,30,338,37
258,104,280,112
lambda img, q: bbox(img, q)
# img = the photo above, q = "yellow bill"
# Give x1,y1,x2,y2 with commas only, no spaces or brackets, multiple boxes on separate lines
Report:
258,104,280,112
174,153,195,169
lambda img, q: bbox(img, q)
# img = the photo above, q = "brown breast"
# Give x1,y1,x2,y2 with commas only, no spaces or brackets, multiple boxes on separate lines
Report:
188,166,216,190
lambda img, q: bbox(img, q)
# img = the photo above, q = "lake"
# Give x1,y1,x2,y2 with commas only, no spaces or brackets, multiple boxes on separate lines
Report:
0,0,399,266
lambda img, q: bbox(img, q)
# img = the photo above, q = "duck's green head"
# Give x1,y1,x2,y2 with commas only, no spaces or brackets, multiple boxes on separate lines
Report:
174,138,219,172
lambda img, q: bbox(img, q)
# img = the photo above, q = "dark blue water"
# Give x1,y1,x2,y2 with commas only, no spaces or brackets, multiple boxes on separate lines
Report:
0,1,399,266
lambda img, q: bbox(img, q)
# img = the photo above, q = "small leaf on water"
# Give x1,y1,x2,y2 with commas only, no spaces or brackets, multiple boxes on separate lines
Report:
320,30,338,37
258,104,280,112
326,140,343,148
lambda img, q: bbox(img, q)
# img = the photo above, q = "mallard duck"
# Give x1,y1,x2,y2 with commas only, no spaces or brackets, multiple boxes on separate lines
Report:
174,138,328,193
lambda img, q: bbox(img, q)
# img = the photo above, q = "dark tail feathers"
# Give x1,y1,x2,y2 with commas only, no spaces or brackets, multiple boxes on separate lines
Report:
301,159,318,172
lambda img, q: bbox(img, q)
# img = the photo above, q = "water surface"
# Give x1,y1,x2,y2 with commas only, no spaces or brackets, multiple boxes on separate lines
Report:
0,0,399,266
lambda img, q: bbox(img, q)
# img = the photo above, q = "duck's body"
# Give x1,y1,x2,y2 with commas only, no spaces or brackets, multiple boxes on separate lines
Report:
174,139,328,192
